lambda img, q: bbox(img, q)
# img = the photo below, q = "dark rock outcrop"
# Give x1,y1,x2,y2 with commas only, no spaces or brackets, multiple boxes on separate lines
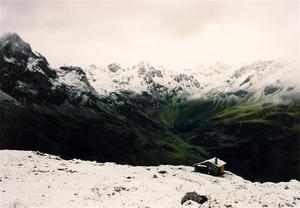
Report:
181,192,208,205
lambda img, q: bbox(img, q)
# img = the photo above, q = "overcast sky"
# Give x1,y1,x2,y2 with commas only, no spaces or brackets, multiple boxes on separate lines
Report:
0,0,299,69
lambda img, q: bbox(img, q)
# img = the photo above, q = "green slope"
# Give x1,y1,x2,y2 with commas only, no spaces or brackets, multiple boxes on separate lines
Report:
144,100,300,182
0,100,206,166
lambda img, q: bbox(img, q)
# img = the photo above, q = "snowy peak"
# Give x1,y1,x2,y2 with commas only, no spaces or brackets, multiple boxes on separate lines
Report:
0,33,32,56
0,33,57,104
231,59,297,87
53,66,99,105
85,61,215,99
0,33,98,105
85,59,299,104
206,59,300,103
57,66,92,90
0,33,56,79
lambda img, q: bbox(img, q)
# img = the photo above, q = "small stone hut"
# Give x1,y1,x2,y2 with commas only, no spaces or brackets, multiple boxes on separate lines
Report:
193,157,226,176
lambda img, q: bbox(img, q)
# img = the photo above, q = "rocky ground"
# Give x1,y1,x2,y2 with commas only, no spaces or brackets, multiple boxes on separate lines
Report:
0,150,299,208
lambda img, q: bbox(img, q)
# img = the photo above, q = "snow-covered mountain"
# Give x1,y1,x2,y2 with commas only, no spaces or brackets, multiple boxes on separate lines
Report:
85,59,299,105
1,33,298,106
204,59,300,104
85,61,236,99
0,33,98,105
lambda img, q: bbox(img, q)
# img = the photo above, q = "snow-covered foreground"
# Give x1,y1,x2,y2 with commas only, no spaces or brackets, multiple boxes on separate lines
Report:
0,150,299,208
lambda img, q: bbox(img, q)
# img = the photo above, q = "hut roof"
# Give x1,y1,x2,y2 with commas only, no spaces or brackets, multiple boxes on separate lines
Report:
194,157,226,168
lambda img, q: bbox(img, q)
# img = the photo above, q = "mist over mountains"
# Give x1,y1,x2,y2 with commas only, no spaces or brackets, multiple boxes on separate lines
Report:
0,33,299,182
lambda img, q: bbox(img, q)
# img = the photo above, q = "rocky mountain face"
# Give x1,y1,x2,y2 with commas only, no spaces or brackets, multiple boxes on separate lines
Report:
0,33,299,182
0,33,98,105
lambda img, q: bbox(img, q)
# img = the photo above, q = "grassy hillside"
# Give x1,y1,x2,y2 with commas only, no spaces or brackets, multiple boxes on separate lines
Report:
0,101,206,166
145,100,300,182
145,99,232,130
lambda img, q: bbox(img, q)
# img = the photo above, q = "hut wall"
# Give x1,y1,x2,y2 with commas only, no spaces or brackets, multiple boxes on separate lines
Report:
219,166,225,175
207,163,219,176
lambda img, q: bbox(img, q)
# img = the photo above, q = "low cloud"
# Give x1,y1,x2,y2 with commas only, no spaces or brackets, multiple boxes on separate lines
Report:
0,1,298,69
